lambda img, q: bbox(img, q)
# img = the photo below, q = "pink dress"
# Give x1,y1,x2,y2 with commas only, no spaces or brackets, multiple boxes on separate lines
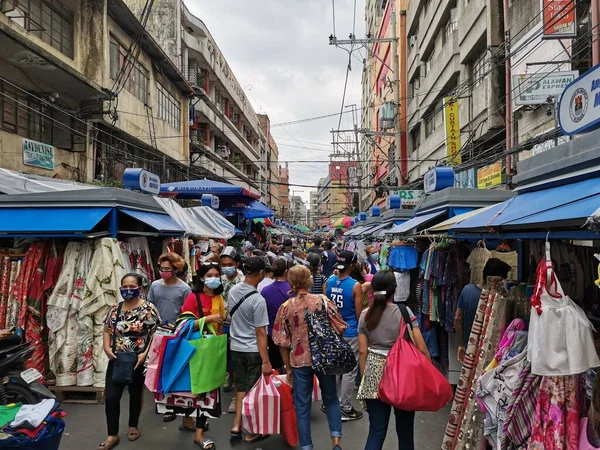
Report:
364,274,374,306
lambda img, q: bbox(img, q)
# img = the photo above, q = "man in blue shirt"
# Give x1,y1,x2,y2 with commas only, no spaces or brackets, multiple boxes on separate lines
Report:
321,241,338,278
324,250,364,421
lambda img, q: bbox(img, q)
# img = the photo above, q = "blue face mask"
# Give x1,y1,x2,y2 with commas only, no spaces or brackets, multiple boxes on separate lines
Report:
222,267,237,277
204,277,222,289
120,287,141,301
371,253,380,261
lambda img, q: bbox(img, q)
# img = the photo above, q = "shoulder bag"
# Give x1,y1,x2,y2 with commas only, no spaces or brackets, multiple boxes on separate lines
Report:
111,302,140,385
230,290,258,317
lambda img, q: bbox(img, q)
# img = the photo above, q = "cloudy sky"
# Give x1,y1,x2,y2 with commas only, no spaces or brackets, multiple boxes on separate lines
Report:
186,0,366,205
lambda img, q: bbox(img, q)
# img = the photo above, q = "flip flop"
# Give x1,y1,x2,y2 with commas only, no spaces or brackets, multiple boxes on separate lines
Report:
194,439,216,449
244,434,270,444
163,412,177,422
128,429,140,442
229,430,242,440
179,423,210,432
97,437,120,450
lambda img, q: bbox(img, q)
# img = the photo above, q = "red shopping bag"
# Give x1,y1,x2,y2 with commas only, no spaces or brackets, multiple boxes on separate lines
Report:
275,374,321,402
275,377,298,447
242,375,281,435
145,332,171,392
378,317,453,411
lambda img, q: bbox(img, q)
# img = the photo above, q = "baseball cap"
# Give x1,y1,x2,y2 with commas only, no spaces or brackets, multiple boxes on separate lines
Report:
243,256,266,274
336,250,358,271
242,241,256,252
220,246,238,260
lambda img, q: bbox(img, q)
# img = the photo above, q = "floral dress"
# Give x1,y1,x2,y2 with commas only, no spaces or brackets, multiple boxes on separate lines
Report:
103,302,160,355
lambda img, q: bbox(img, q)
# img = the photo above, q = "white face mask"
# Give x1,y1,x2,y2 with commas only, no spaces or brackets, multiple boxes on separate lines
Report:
204,277,222,289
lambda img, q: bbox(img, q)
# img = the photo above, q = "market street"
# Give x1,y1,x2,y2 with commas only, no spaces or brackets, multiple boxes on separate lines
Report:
59,391,450,450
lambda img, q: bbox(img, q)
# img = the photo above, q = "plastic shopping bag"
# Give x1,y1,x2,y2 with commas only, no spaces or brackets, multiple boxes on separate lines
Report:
242,375,281,435
378,317,452,411
275,374,321,402
145,332,172,392
275,377,298,446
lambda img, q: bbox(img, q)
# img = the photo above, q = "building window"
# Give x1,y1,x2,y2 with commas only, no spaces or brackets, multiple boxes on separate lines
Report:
3,0,74,58
423,51,435,77
472,52,489,87
157,82,181,129
109,37,149,104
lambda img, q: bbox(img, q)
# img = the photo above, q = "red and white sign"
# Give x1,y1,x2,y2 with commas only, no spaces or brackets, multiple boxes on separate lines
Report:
542,0,576,38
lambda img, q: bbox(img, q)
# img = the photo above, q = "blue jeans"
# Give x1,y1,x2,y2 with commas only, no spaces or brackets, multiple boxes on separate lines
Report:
364,399,415,450
293,367,342,450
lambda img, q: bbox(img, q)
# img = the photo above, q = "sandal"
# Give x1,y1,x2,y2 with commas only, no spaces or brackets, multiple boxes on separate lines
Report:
194,439,216,449
97,437,120,450
230,430,242,440
128,429,140,442
244,434,270,444
163,412,177,422
179,423,210,432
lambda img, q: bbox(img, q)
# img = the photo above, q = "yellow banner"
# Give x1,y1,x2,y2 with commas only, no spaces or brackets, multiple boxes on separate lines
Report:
477,162,503,189
444,97,461,166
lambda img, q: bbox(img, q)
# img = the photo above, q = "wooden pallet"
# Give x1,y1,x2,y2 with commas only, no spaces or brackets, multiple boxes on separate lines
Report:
49,385,105,405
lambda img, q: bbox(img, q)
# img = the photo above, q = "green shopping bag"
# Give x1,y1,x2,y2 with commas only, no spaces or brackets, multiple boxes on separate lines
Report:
189,318,227,394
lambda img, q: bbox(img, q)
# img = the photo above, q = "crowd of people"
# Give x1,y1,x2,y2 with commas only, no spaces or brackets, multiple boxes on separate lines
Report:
96,236,432,450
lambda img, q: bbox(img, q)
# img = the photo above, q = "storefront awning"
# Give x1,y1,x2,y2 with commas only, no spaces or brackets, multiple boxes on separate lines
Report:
0,207,111,235
428,205,496,233
452,177,600,233
185,207,236,240
222,198,273,219
344,226,366,237
387,210,446,235
120,209,185,235
161,179,260,199
153,197,217,237
365,221,400,237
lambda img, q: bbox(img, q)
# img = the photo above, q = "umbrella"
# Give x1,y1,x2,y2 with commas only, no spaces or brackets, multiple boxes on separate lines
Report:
297,225,311,233
332,217,351,228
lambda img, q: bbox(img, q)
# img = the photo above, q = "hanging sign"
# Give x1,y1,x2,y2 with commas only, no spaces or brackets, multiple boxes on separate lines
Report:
443,97,461,166
513,71,578,105
386,194,401,210
23,138,54,170
424,167,455,194
477,162,503,189
558,64,600,135
201,194,220,209
123,168,161,195
542,0,576,38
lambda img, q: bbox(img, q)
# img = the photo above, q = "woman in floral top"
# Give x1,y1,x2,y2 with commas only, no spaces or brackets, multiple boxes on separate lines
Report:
273,265,347,450
99,273,160,450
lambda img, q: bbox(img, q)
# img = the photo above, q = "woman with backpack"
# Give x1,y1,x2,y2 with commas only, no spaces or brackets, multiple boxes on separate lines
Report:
357,270,430,450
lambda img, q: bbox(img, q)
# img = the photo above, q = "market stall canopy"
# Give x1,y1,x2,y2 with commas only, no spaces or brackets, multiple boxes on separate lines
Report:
160,179,260,199
185,206,236,240
153,197,220,237
427,204,496,233
0,168,98,195
332,217,351,228
387,210,446,235
0,188,184,237
220,197,274,219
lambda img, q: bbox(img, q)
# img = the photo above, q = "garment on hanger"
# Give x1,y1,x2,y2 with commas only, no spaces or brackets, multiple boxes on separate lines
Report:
388,244,418,271
467,245,491,285
393,271,410,303
490,250,518,281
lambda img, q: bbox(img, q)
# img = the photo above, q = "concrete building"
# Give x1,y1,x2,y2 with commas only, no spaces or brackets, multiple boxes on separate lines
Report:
309,191,318,229
0,0,192,183
124,0,271,199
259,114,280,213
279,163,290,220
290,195,306,226
316,162,356,224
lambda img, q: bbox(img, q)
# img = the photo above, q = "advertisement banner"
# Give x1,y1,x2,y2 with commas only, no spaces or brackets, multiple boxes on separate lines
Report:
542,0,576,38
443,97,461,166
22,138,54,170
513,71,578,105
477,162,503,189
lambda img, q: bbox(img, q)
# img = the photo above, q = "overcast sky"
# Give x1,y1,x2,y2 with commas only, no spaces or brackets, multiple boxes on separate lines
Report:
186,0,366,205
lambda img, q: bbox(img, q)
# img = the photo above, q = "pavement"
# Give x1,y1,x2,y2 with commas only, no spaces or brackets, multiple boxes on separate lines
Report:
59,390,449,450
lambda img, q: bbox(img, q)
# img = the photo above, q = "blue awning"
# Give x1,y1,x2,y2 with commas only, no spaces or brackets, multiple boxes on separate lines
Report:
365,221,398,237
120,209,185,235
222,198,274,219
161,179,260,199
0,207,111,234
452,177,600,232
387,210,446,235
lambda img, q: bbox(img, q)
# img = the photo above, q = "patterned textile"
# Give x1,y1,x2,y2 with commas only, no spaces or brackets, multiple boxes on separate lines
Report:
500,361,541,450
11,242,47,330
5,260,21,330
528,375,583,450
155,389,222,420
0,257,10,328
123,237,154,287
93,305,110,387
356,351,386,400
103,302,160,354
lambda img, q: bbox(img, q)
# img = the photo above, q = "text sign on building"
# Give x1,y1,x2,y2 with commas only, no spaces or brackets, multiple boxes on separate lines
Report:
558,65,600,135
123,168,161,195
391,190,424,206
477,162,503,189
542,0,576,38
513,71,578,105
443,97,461,166
424,167,455,194
23,138,54,170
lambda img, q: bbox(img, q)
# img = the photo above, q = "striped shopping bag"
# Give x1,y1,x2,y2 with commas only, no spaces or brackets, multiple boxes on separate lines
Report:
242,375,281,435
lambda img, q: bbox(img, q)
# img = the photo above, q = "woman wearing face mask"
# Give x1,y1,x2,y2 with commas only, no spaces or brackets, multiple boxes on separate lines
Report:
175,263,225,449
99,274,160,450
366,246,380,275
147,252,191,422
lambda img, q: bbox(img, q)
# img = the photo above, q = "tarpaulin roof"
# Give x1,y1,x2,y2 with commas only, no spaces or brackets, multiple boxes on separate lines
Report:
221,197,274,219
0,168,98,195
185,206,236,240
161,179,260,199
154,197,219,237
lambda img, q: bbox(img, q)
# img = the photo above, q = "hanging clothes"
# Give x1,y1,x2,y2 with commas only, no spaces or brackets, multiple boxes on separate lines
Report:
467,246,491,285
5,260,21,331
490,250,518,282
122,237,154,287
0,257,11,328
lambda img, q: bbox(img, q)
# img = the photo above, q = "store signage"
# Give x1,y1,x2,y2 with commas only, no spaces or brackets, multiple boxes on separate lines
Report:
443,97,461,165
455,168,476,188
22,138,54,170
387,194,401,210
513,71,578,105
542,0,576,38
123,168,161,195
477,162,503,189
558,64,600,135
424,167,455,194
201,194,220,209
398,190,424,206
370,206,381,217
358,212,367,221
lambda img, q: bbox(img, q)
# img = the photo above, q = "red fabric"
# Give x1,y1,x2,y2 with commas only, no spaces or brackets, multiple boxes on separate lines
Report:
275,378,298,446
378,318,453,412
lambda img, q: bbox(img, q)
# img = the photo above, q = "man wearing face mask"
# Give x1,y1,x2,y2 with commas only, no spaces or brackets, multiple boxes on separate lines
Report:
147,253,191,326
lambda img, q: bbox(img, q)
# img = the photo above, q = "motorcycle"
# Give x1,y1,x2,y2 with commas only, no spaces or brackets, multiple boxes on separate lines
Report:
0,341,55,404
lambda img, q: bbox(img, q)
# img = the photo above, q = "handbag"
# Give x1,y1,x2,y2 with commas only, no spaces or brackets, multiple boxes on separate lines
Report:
378,304,452,411
242,375,281,435
188,317,227,394
275,376,299,447
111,302,139,385
306,296,356,376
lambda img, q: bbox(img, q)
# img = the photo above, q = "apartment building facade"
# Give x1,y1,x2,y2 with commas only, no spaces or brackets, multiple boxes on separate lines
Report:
278,163,290,220
309,191,318,229
258,114,281,213
0,0,192,184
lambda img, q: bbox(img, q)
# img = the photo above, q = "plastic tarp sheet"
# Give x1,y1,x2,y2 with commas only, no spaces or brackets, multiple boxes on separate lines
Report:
185,207,236,240
0,168,98,195
120,209,185,235
386,210,446,235
154,197,216,237
0,207,111,234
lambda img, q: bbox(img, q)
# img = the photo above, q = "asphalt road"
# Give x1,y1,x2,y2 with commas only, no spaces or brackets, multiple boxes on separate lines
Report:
60,391,449,450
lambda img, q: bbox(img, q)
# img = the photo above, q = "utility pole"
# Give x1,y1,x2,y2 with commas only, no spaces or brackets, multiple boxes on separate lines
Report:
392,7,402,186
